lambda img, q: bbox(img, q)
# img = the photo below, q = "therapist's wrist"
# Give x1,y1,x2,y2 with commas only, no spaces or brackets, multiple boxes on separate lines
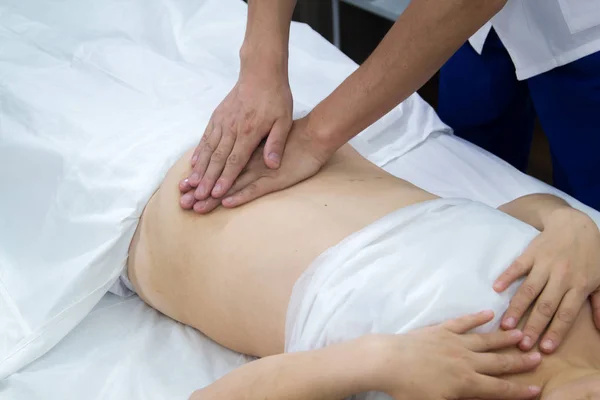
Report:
304,108,349,157
240,40,288,78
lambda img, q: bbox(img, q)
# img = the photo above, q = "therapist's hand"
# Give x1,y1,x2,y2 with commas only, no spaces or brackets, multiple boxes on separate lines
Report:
183,116,333,214
184,68,293,204
221,117,332,209
493,207,600,354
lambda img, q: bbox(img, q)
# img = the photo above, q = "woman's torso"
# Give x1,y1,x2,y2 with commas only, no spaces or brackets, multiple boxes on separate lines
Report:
127,145,437,356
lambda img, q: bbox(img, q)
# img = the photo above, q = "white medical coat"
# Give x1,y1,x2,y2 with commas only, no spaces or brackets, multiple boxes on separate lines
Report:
469,0,600,80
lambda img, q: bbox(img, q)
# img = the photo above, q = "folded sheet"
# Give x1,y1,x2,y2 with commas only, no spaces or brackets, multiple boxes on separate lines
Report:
285,198,540,399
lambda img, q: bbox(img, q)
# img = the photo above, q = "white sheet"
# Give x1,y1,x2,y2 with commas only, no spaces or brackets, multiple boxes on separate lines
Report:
2,0,600,398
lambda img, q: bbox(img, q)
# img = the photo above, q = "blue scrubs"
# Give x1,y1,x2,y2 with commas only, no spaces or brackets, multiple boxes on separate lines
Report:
438,29,600,210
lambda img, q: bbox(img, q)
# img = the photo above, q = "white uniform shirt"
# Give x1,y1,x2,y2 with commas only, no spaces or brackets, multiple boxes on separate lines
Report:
469,0,600,80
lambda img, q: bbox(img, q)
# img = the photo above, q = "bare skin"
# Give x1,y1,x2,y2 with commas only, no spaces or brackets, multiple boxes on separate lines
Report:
128,145,600,398
129,145,436,357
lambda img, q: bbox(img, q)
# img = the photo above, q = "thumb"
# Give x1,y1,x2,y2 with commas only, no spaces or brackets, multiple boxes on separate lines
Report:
591,291,600,331
263,118,292,169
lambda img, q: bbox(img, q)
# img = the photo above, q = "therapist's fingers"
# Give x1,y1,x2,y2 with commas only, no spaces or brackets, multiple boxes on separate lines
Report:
194,131,236,200
189,124,221,187
221,176,279,209
211,136,263,198
190,120,213,168
517,274,564,351
193,171,260,214
263,118,292,169
180,190,197,210
591,291,600,331
179,178,192,193
494,254,534,293
538,288,585,353
193,196,222,214
501,267,547,331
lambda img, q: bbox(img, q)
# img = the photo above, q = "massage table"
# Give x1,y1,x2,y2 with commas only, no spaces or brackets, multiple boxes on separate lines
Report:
1,0,598,398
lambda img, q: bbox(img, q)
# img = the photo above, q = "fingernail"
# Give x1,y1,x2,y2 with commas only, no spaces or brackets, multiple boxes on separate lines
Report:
528,352,541,362
510,330,523,339
190,173,200,183
222,197,233,206
213,182,222,195
180,193,194,209
193,201,207,213
191,155,198,163
541,339,553,351
529,385,541,394
522,336,533,348
504,317,516,328
493,281,504,291
194,186,206,200
268,152,280,163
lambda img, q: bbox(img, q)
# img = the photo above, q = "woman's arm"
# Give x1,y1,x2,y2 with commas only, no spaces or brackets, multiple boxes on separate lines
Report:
190,337,377,400
308,0,508,153
190,312,541,400
497,193,573,231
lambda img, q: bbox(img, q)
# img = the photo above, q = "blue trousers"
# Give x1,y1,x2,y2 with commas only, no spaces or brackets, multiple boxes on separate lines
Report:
438,29,600,210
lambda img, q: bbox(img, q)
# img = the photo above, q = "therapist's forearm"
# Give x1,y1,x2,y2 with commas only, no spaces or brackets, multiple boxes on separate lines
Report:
240,0,297,76
307,0,507,152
